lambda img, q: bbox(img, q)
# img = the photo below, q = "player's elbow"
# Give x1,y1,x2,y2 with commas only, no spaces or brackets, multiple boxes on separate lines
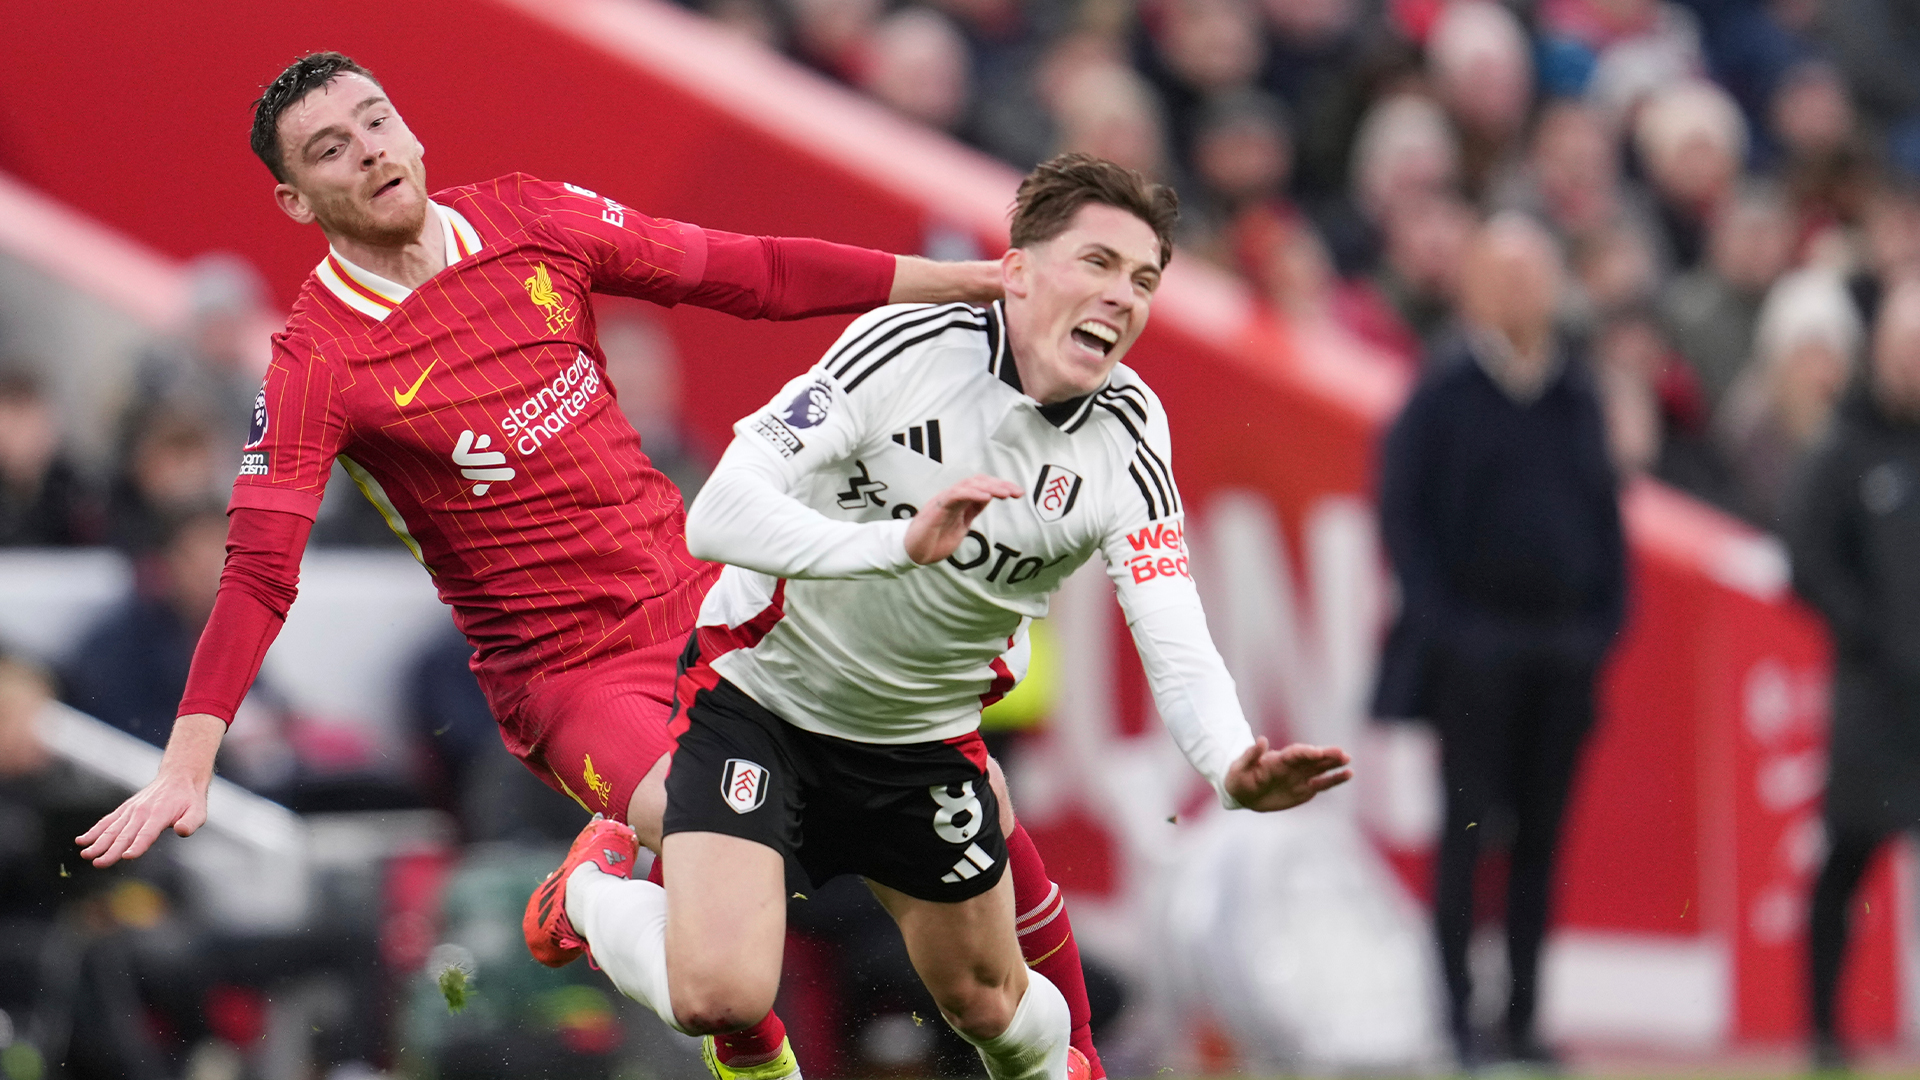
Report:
682,502,725,563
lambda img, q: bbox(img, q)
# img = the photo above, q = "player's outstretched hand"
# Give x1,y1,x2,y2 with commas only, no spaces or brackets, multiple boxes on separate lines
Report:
906,474,1024,564
75,712,225,867
1223,737,1353,812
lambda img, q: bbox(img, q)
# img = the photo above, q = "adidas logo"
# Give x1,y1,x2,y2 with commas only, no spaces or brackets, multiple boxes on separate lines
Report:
602,848,626,865
940,842,996,883
890,419,943,462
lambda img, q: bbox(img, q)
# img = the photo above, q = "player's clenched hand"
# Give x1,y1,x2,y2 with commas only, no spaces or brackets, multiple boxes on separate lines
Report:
905,475,1024,564
76,712,225,867
1223,737,1353,812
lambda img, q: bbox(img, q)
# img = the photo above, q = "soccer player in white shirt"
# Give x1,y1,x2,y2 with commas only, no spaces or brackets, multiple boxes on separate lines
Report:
544,154,1353,1080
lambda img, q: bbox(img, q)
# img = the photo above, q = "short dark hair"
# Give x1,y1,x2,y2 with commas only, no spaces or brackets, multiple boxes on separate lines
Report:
250,52,383,183
1008,153,1179,269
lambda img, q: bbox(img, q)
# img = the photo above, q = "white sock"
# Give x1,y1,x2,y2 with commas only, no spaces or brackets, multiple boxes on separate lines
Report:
957,969,1070,1080
564,863,690,1034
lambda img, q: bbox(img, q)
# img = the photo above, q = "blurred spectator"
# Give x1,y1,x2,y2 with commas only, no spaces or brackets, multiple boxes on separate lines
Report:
1661,182,1798,414
1495,100,1661,259
1569,217,1664,315
1785,276,1920,1073
1811,0,1920,175
788,0,886,81
1425,0,1534,201
1538,0,1703,103
405,620,586,844
106,409,227,557
1719,267,1861,527
1591,303,1732,500
61,505,235,750
1374,215,1625,1069
600,306,713,499
1047,59,1176,181
858,8,973,133
1634,78,1749,270
1850,178,1920,323
1351,191,1476,356
1185,91,1295,260
1345,92,1463,273
1770,60,1876,249
124,253,272,459
1135,0,1269,166
0,364,98,546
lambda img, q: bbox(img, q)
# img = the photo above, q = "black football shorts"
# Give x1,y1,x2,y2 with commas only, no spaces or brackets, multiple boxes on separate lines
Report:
663,677,1008,903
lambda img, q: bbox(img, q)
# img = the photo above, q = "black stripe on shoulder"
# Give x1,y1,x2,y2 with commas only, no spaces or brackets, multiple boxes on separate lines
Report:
1133,447,1174,516
1092,399,1146,443
827,304,977,380
1127,464,1161,521
842,314,987,392
1100,384,1149,420
1137,443,1181,513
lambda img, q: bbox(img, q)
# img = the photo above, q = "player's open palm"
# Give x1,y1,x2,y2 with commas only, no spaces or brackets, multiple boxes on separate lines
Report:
1223,737,1353,812
905,474,1024,564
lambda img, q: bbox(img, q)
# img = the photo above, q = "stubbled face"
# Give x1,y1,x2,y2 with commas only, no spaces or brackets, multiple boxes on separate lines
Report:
272,73,430,248
1004,202,1163,403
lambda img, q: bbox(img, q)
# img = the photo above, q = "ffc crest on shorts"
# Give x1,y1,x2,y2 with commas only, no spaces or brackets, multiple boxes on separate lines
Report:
721,758,770,814
1031,464,1083,523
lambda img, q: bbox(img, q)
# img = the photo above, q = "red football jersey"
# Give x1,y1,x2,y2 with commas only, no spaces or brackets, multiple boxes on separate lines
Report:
232,173,886,722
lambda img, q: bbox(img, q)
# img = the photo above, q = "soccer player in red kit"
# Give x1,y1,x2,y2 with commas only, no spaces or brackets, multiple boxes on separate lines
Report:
75,51,1111,1080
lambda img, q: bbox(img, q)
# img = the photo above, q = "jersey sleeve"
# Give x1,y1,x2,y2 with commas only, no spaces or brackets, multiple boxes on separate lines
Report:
228,331,347,521
177,508,311,724
1095,386,1257,806
519,178,711,305
684,310,922,578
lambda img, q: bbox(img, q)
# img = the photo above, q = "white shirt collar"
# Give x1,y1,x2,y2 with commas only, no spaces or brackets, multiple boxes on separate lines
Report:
313,201,484,320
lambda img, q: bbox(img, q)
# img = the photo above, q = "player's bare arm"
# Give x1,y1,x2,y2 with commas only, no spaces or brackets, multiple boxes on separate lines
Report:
1223,738,1353,812
890,255,1003,305
76,712,226,866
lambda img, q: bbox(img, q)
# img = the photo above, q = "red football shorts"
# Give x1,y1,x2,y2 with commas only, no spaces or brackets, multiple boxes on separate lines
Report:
503,636,684,823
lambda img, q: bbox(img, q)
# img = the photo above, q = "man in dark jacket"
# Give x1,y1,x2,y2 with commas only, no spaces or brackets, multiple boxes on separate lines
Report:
1374,215,1628,1067
1786,275,1920,1072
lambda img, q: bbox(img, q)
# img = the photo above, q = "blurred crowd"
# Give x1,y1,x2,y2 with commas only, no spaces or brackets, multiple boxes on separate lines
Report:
687,0,1920,530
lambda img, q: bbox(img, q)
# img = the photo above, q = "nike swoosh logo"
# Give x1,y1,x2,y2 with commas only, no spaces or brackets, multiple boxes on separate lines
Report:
392,360,437,407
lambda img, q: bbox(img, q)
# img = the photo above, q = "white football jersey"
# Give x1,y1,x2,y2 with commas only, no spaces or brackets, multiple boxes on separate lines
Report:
686,301,1255,799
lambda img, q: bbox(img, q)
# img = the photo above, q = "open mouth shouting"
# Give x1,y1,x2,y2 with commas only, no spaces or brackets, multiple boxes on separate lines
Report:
369,174,406,200
1071,319,1120,358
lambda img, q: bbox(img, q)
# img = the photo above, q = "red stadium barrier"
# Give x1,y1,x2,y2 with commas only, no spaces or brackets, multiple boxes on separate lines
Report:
0,0,1903,1049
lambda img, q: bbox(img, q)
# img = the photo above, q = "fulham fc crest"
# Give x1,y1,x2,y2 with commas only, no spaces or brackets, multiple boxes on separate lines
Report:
1032,464,1083,523
721,759,770,814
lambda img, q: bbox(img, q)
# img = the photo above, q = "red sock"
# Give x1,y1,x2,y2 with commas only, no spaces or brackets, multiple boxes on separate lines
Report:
713,1010,788,1067
646,853,665,887
1007,823,1104,1079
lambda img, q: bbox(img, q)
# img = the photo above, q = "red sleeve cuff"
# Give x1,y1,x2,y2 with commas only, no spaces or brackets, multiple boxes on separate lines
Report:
229,484,323,520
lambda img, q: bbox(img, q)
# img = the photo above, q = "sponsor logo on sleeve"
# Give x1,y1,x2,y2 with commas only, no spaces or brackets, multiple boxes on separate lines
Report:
245,387,269,449
779,379,835,429
721,759,770,814
750,415,804,458
1123,521,1190,584
238,451,270,477
1032,464,1083,523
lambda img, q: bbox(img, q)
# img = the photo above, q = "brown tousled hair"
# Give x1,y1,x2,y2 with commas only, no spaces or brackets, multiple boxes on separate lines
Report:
1008,153,1179,269
250,52,383,183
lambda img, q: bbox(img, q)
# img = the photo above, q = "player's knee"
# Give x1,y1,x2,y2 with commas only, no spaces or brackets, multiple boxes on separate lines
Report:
933,972,1022,1042
669,979,776,1036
